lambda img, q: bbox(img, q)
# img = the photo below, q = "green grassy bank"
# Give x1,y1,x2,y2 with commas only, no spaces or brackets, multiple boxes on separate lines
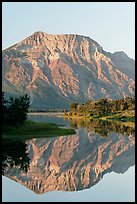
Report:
2,120,76,141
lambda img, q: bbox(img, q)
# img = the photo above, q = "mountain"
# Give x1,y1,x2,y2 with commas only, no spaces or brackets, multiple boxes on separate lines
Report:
3,128,135,194
2,31,135,109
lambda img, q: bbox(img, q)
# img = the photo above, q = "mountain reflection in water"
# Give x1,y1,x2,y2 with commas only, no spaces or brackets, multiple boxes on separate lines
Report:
2,119,135,194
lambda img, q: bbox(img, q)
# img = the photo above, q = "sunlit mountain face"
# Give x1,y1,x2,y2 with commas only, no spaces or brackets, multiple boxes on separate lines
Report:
2,31,135,109
3,121,135,194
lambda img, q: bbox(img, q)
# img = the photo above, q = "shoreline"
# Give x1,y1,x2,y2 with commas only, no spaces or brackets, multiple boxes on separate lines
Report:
63,113,135,128
27,112,65,116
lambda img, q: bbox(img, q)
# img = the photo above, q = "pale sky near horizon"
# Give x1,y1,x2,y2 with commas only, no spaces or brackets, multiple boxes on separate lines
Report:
2,2,135,59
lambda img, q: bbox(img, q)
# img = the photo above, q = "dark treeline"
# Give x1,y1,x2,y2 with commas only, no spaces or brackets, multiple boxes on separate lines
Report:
67,97,135,117
2,92,30,126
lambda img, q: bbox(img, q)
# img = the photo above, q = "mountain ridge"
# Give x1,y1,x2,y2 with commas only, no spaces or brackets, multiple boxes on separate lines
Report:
2,31,135,109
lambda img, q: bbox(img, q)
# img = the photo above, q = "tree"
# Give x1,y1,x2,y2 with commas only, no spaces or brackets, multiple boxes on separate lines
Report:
96,98,109,116
2,93,30,126
70,102,78,112
2,92,9,125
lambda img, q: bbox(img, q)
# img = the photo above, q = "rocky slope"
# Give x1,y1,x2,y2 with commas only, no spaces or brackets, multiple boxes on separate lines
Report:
4,129,135,194
2,31,135,109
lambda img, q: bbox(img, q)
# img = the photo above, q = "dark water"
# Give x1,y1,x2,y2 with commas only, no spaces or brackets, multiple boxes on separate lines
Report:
2,114,135,202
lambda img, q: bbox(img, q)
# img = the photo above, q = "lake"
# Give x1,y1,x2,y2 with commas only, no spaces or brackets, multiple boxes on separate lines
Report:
2,113,135,202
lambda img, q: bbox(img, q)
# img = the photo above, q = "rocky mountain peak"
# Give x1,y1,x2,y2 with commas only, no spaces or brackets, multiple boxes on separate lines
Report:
113,51,128,58
2,31,135,109
21,31,48,46
18,31,101,52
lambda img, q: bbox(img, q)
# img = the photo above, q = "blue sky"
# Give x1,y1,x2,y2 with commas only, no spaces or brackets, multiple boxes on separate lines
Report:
2,2,135,59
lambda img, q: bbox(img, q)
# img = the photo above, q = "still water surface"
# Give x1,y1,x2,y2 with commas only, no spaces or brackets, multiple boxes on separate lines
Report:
2,113,135,202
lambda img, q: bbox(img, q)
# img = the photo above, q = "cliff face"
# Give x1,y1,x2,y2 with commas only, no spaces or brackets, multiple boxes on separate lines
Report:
2,31,135,108
4,129,135,194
